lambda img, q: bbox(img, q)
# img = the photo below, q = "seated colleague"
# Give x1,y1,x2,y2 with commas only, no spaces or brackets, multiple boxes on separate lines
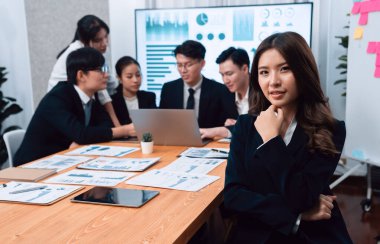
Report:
159,40,238,128
200,47,250,139
14,47,135,166
224,32,352,243
111,56,156,125
48,15,120,127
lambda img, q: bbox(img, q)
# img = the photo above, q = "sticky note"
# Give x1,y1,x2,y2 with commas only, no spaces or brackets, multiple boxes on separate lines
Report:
359,12,368,25
352,149,365,160
351,2,361,14
367,42,377,53
375,66,380,78
377,54,380,66
361,1,380,13
353,27,364,39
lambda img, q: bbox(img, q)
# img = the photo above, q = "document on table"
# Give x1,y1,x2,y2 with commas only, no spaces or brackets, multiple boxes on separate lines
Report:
21,155,93,172
66,145,139,157
179,147,230,158
162,157,225,174
218,138,231,143
0,181,83,205
126,169,220,192
77,157,160,172
44,169,135,187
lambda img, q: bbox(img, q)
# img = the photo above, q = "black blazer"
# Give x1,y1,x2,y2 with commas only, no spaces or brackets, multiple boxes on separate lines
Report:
14,82,113,166
224,115,352,243
111,85,157,125
159,77,238,128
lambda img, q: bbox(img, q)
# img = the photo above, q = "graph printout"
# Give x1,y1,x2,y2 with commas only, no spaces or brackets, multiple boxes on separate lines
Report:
126,169,219,192
66,145,139,157
45,169,136,187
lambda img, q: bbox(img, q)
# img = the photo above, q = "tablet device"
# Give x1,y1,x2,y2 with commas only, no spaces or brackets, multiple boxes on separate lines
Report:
71,187,159,207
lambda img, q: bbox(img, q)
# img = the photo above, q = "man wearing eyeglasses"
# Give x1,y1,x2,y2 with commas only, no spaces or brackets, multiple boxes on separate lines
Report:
159,40,237,128
14,47,136,166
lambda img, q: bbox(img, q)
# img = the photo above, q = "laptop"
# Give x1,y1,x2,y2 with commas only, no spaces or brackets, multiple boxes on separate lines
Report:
129,109,211,146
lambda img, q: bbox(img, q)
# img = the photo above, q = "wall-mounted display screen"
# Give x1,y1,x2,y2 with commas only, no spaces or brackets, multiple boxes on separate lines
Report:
135,3,313,98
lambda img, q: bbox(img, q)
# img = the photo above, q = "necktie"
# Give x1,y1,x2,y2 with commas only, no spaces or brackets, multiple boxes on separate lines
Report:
84,99,93,126
186,88,195,109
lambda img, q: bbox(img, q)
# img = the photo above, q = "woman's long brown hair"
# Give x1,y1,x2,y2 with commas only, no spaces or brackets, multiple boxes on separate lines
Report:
249,32,338,156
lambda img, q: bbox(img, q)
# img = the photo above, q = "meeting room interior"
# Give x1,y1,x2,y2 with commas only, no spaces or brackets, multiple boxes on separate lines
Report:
0,0,379,243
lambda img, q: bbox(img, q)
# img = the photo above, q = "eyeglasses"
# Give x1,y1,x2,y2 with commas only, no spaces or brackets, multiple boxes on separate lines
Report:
86,65,109,74
176,61,199,71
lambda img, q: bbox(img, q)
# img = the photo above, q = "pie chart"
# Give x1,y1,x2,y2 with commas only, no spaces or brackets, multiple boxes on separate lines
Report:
196,13,208,26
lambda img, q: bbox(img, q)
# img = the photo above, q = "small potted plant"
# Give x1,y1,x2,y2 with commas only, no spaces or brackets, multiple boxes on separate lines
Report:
141,132,153,154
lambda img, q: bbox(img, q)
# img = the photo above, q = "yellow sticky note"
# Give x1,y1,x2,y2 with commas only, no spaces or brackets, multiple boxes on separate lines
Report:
353,27,363,40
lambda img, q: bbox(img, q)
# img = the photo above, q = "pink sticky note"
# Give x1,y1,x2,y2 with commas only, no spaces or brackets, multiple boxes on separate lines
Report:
367,42,377,53
361,1,380,12
375,66,380,78
376,54,380,66
377,42,380,54
351,2,361,14
359,12,368,25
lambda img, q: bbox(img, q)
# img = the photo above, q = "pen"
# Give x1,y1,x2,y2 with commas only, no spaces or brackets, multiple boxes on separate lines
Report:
211,149,229,154
9,185,48,194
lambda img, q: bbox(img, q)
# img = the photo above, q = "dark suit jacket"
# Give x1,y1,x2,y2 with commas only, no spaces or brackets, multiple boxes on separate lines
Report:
159,77,238,128
111,85,157,125
14,82,113,166
224,115,352,243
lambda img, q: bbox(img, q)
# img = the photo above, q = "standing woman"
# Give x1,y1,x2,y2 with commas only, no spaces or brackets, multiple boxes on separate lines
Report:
48,15,120,126
224,32,352,243
111,56,156,125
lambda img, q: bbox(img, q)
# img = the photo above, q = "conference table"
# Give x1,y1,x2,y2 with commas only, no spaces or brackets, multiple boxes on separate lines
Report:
0,141,229,243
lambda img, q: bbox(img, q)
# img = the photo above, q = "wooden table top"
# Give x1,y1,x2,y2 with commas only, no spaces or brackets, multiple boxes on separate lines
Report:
0,141,228,243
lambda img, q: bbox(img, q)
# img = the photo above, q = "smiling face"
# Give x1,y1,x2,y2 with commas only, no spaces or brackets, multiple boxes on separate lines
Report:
89,28,108,54
258,48,298,113
176,54,205,87
118,63,142,97
219,59,249,95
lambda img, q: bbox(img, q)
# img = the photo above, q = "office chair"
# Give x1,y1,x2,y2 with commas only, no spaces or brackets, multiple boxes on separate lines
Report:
3,129,25,168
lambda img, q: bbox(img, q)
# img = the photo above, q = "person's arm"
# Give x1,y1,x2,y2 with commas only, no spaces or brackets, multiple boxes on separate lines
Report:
104,101,121,127
42,93,113,144
224,116,299,235
199,127,230,139
255,122,345,213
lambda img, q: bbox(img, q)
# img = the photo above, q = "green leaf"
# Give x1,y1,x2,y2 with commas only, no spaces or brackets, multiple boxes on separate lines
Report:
338,55,347,61
336,63,347,69
0,103,23,124
334,79,346,85
340,70,347,75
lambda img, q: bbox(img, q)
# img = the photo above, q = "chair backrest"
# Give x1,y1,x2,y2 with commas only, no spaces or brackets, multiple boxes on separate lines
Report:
3,129,25,167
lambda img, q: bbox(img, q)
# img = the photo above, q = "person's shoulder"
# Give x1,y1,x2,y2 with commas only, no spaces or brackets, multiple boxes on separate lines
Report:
49,81,74,95
333,119,346,136
138,90,156,99
162,78,182,90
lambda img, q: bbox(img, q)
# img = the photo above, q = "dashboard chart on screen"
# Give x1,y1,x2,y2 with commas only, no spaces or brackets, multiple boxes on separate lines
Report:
135,3,313,97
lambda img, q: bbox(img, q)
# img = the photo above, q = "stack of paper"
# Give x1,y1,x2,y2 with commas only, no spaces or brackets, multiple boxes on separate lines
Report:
0,181,83,205
77,157,160,172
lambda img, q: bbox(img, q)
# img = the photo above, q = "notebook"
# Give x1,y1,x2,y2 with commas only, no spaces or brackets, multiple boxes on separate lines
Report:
0,167,57,182
129,109,211,146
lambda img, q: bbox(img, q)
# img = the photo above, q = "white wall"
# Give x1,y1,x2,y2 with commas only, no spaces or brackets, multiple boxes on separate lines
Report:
325,0,351,121
0,0,34,130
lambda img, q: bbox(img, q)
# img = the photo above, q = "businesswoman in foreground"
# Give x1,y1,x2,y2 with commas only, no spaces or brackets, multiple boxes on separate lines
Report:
224,32,352,243
111,56,156,125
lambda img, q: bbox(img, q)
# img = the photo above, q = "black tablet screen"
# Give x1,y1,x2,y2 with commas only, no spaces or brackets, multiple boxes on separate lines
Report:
72,187,159,207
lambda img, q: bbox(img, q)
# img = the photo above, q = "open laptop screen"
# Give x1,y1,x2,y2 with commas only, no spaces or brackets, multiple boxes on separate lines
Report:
129,109,211,146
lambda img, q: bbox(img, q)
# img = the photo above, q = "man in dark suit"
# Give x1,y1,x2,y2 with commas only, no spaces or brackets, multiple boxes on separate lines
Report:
14,47,135,166
159,40,237,128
